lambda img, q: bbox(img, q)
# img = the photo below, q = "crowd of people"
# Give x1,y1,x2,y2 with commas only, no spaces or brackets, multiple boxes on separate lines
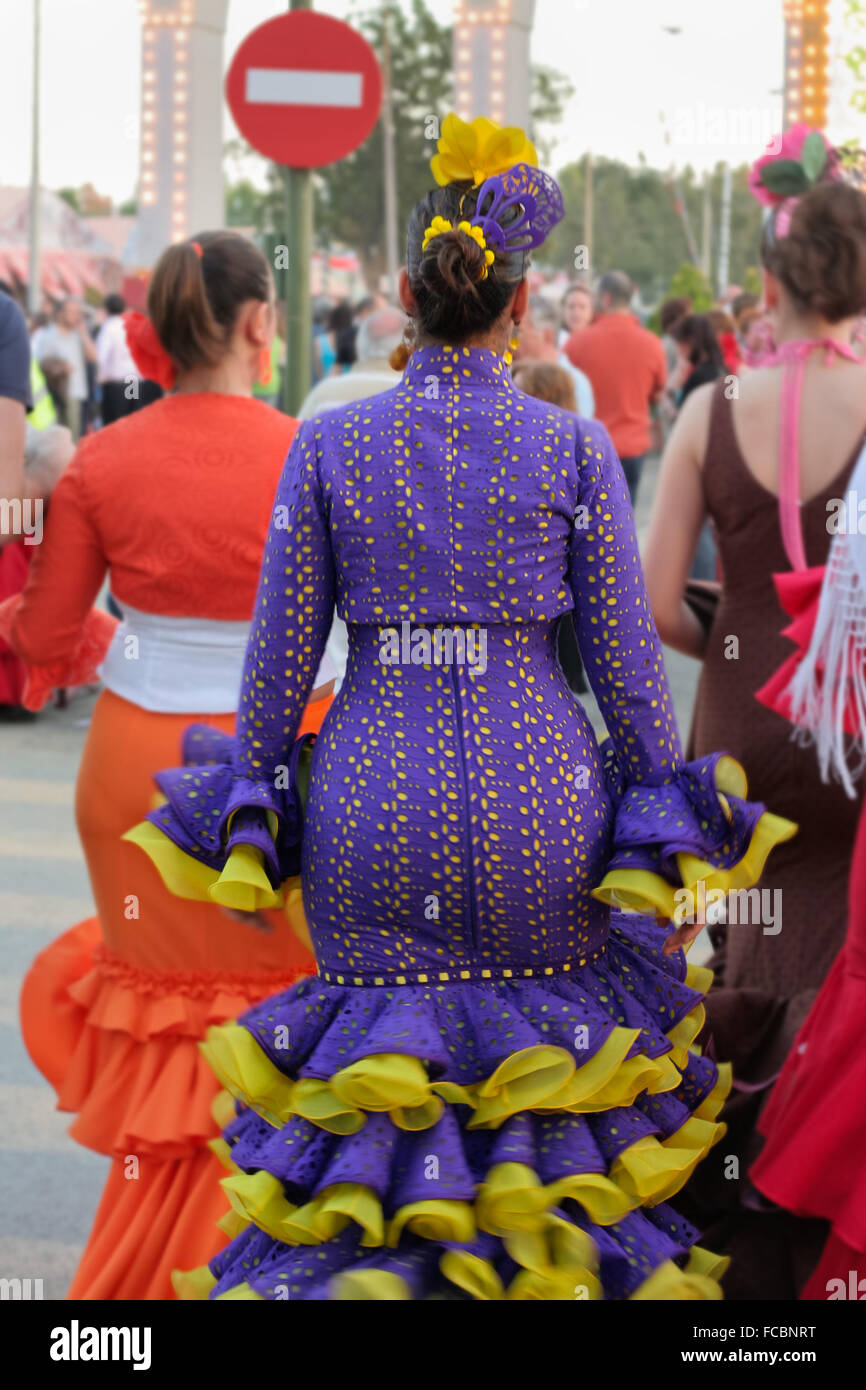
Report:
1,111,865,1305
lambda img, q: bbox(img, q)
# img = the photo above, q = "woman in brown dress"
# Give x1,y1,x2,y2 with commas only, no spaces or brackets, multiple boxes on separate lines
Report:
644,173,866,1298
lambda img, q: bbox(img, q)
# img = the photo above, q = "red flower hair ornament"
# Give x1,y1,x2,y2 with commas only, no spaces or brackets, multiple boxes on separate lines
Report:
123,311,176,390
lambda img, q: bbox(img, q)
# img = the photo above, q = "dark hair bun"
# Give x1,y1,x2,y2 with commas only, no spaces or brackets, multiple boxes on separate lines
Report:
406,184,526,343
421,227,488,295
764,182,866,322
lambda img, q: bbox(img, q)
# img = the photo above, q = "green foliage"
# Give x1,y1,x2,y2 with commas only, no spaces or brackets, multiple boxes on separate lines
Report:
224,0,573,287
742,265,762,297
58,187,80,213
666,262,715,312
530,64,576,169
221,0,766,305
313,0,454,286
543,156,764,303
225,178,270,228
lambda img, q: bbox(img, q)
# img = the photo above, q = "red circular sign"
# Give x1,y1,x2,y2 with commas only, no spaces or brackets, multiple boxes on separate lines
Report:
226,12,383,169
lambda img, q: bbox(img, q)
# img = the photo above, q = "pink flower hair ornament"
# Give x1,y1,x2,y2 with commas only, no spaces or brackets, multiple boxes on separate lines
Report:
748,125,841,208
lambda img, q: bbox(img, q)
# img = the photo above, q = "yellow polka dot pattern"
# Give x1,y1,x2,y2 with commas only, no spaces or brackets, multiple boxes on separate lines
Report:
231,344,682,984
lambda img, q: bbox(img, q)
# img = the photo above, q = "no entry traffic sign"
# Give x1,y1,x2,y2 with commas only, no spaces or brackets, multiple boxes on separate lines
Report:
226,10,383,169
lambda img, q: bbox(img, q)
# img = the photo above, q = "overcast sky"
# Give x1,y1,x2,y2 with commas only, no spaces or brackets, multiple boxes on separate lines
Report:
0,0,787,203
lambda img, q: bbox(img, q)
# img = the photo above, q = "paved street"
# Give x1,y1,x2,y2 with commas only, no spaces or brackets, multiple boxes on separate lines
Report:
0,453,702,1299
0,688,107,1300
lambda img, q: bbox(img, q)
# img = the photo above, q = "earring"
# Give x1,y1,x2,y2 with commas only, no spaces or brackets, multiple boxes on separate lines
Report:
258,346,272,386
504,324,520,367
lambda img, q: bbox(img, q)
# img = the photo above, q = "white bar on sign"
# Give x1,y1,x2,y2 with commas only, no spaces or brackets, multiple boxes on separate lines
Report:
245,68,363,108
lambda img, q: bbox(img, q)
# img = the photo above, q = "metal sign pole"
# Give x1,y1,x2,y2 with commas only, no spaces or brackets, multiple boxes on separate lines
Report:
283,0,313,416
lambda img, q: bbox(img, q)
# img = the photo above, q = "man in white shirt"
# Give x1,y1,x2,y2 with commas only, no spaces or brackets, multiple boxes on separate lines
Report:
37,298,95,441
97,294,141,425
298,307,406,419
298,305,408,690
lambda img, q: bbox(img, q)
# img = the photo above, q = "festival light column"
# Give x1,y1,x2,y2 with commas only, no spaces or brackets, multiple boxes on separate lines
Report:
136,0,229,265
783,0,831,129
452,0,536,129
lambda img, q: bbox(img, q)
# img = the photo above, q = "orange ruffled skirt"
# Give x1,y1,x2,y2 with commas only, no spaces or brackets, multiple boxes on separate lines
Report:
20,687,328,1300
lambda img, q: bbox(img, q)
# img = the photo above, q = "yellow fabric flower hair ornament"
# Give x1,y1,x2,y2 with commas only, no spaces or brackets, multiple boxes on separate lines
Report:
431,114,538,188
421,216,497,279
421,215,454,252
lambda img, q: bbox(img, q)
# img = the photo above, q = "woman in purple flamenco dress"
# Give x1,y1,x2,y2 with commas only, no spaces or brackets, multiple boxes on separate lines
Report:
130,118,793,1301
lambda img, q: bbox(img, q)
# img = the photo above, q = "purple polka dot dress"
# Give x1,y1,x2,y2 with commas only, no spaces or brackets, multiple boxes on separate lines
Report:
142,345,787,1300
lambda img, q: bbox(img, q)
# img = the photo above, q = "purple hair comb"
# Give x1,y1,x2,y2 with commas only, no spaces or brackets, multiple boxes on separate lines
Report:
472,163,565,254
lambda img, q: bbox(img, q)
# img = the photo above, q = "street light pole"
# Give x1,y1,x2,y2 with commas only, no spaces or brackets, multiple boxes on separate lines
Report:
583,150,593,278
381,0,399,297
282,0,313,415
701,172,712,281
28,0,42,316
717,162,732,299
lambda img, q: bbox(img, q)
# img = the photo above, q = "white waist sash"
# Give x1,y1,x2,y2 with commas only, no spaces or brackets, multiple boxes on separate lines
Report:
100,604,335,714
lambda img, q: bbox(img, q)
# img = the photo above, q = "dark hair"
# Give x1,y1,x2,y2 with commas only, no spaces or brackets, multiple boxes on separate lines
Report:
328,301,353,334
597,270,633,308
147,230,270,371
335,322,358,367
659,296,691,333
731,291,758,323
406,182,525,341
104,293,125,316
738,305,763,334
761,182,866,322
672,313,724,369
706,308,735,336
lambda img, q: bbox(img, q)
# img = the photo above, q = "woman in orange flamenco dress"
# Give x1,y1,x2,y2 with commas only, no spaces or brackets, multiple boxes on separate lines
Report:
1,232,332,1300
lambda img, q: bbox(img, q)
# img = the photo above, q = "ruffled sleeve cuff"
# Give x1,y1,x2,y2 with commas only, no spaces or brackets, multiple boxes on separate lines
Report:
0,593,117,711
124,725,315,911
592,748,797,920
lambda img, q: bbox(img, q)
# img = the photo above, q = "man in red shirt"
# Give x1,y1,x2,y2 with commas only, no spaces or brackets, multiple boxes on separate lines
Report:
564,271,666,505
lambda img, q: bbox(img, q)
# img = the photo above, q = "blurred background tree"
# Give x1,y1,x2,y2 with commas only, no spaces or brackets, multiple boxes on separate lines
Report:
225,0,573,288
222,0,764,305
665,262,715,312
543,158,764,301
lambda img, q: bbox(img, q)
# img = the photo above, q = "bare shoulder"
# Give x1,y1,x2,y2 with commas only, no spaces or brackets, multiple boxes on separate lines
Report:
668,378,718,469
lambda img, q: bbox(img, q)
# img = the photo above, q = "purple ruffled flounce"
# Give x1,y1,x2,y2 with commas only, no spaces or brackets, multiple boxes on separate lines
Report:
209,1197,708,1302
601,743,765,880
203,913,724,1300
145,725,314,886
146,730,767,944
242,912,702,1082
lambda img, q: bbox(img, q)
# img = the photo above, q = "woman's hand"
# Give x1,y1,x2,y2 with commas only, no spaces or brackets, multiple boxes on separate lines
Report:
221,906,273,934
662,917,705,956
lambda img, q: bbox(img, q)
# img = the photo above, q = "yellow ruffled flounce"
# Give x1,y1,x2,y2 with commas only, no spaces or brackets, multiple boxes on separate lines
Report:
592,757,797,919
170,988,733,1300
199,985,717,1140
173,946,734,1302
123,821,311,949
174,1231,729,1303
